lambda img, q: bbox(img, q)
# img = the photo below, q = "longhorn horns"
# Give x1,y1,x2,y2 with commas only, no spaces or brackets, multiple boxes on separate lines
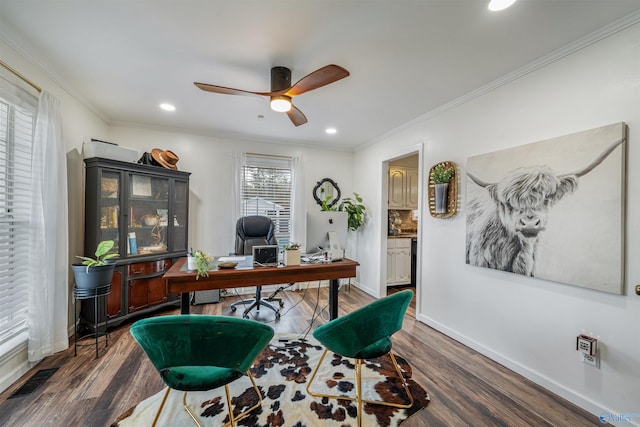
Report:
467,137,624,187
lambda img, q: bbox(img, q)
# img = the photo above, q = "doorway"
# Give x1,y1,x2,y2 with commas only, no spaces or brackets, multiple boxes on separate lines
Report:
383,148,421,318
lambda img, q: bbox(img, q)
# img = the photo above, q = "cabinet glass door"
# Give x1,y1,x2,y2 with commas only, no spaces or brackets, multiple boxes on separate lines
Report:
99,171,121,253
173,180,188,251
127,173,169,256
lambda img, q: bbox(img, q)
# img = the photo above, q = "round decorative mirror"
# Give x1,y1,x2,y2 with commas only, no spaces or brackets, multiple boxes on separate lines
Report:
313,178,341,208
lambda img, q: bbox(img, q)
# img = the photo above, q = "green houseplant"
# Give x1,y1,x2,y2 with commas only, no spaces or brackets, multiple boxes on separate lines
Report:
430,163,455,214
429,163,455,184
72,240,119,290
338,193,366,231
192,250,213,279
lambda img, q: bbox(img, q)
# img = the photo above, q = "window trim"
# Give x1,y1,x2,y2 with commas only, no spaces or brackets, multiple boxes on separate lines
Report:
240,154,293,249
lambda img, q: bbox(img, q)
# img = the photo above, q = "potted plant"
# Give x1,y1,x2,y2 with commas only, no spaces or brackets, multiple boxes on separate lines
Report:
430,163,455,214
72,240,119,290
192,250,213,279
284,243,301,266
338,192,366,231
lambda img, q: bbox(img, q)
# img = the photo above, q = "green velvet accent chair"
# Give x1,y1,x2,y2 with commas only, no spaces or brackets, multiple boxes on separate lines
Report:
130,314,274,427
306,290,414,427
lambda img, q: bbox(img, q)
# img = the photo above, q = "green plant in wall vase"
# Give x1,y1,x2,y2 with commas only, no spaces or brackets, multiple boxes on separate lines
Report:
430,163,455,214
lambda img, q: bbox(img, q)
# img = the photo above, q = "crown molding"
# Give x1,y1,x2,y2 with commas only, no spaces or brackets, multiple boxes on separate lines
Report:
356,10,640,152
0,28,110,125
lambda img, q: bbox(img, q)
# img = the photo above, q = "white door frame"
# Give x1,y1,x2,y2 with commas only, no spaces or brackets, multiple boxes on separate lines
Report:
379,142,423,315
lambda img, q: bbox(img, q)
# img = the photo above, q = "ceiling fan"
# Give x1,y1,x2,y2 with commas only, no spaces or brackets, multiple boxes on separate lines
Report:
194,64,350,127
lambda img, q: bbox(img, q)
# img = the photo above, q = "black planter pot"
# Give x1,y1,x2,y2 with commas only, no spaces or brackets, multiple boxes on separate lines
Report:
72,263,116,290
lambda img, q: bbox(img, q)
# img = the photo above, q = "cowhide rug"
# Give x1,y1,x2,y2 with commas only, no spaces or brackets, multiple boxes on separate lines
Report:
112,334,430,426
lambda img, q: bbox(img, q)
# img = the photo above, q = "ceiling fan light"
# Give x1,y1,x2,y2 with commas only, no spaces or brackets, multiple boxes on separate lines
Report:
270,96,292,112
488,0,516,11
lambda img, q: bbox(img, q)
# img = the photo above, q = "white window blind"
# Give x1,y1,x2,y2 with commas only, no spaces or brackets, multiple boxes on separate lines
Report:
240,154,292,249
0,73,37,347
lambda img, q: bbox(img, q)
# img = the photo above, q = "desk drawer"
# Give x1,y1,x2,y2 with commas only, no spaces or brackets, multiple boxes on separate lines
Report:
128,259,172,276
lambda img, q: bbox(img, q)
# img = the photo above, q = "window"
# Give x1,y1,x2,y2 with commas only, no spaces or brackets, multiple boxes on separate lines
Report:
240,154,292,249
0,72,37,347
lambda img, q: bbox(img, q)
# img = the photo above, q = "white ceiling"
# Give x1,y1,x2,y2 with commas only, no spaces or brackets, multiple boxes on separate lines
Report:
2,0,640,151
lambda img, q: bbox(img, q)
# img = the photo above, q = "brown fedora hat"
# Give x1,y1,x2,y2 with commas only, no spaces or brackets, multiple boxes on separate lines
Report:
151,148,179,170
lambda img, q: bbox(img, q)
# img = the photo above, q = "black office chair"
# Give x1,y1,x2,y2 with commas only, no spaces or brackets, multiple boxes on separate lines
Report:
230,216,284,319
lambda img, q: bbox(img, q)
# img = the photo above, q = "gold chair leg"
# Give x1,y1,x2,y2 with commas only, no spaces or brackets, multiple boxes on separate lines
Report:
183,391,204,427
151,386,171,427
306,348,330,398
356,358,363,427
307,347,363,402
306,348,414,422
361,351,414,409
222,370,264,427
224,384,235,427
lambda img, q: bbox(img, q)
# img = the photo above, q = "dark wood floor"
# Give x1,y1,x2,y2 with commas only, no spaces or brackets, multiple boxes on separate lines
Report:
0,285,605,426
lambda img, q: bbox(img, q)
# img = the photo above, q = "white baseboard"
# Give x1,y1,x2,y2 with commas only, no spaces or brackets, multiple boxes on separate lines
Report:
0,334,31,394
415,313,638,427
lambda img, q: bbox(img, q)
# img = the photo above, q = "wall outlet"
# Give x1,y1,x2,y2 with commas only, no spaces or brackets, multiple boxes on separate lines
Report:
577,334,597,356
582,352,600,368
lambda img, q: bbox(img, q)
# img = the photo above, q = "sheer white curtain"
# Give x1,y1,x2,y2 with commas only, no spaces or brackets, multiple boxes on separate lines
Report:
290,156,304,245
28,91,68,362
230,151,246,246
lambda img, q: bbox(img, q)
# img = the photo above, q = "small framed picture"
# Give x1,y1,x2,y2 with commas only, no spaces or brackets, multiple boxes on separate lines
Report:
131,175,152,197
157,209,168,226
101,177,119,198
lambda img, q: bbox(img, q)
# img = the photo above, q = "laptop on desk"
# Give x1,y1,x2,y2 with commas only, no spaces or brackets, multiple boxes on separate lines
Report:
252,245,279,266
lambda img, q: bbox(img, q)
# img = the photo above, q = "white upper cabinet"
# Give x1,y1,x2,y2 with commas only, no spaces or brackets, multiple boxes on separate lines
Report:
388,167,419,209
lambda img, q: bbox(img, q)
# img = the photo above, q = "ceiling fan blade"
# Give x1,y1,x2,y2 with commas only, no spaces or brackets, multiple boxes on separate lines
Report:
194,82,270,97
285,65,350,97
286,104,308,127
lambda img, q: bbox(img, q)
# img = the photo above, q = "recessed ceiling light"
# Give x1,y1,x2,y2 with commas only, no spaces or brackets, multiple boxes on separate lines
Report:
488,0,516,11
159,103,176,112
325,128,337,135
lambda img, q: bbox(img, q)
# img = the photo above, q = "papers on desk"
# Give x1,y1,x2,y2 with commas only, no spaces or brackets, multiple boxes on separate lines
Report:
218,256,247,262
302,254,332,264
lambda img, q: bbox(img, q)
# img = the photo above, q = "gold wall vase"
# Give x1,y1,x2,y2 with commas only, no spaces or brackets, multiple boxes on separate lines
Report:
428,161,458,218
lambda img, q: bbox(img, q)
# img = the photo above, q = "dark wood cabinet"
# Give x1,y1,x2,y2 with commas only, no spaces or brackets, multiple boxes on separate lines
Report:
127,259,172,313
79,157,190,330
107,269,123,318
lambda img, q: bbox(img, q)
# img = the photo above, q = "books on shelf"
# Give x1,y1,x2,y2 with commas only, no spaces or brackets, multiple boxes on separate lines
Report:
128,232,137,255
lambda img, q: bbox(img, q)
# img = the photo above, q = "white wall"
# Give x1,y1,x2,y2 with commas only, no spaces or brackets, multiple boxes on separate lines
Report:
106,126,354,257
353,22,640,423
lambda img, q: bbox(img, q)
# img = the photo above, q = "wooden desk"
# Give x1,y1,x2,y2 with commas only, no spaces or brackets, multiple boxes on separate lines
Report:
164,257,359,320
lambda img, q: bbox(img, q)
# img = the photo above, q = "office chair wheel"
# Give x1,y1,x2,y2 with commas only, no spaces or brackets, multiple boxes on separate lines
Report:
279,301,284,307
275,311,281,320
231,306,237,312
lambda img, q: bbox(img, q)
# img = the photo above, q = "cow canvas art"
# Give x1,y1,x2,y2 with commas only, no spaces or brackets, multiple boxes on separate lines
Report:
465,122,626,294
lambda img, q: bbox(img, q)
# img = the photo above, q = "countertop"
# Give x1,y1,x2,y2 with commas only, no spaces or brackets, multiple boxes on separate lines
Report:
388,234,417,239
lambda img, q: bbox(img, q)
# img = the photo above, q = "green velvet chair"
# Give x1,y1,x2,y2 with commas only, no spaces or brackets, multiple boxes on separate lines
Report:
130,315,274,427
306,290,414,427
